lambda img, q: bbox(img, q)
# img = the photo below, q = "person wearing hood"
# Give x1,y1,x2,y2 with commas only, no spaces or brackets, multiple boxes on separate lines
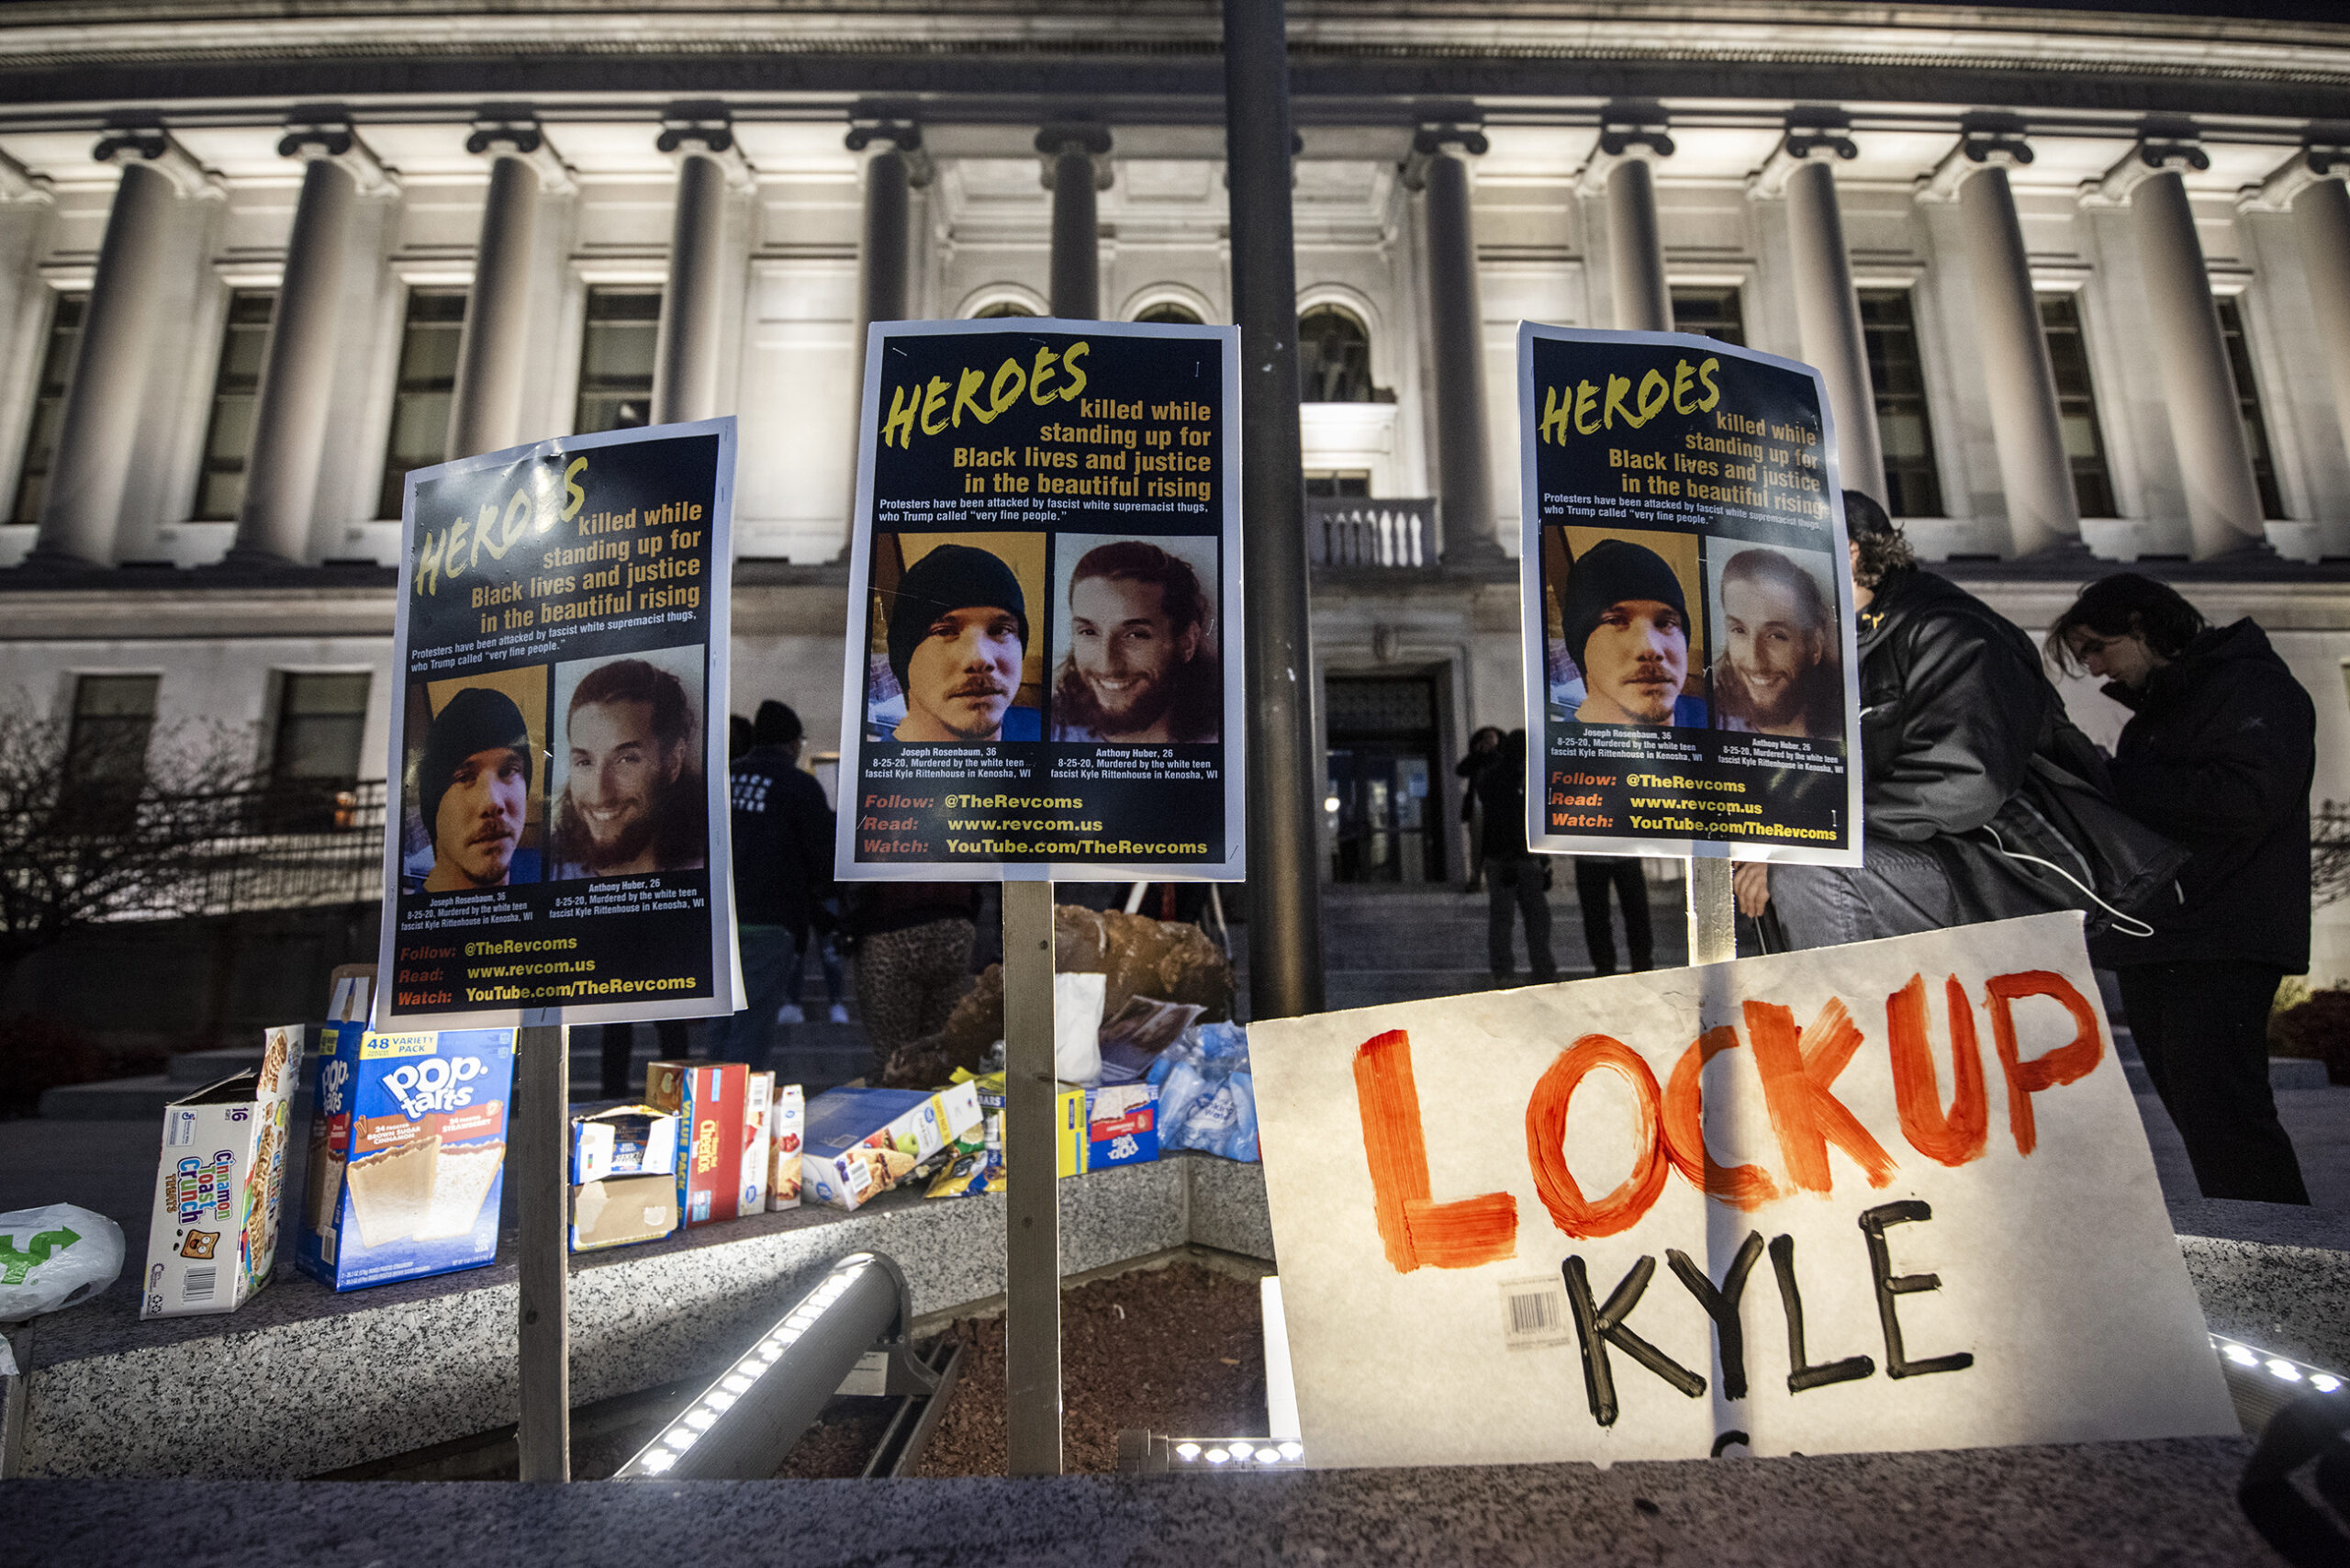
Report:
2049,574,2313,1205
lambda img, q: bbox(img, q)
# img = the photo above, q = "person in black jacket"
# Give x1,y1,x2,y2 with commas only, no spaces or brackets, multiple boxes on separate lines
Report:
1476,729,1558,984
1456,725,1503,892
713,700,835,1072
1737,492,2112,947
2049,575,2313,1204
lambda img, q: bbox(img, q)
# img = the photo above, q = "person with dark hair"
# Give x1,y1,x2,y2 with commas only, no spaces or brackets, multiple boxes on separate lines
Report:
729,712,754,763
1711,547,1842,739
1733,491,2122,949
711,698,835,1074
413,686,534,893
1455,724,1505,893
1561,537,1707,727
2050,573,2314,1204
1473,729,1558,985
551,657,707,879
884,543,1037,743
1052,540,1221,744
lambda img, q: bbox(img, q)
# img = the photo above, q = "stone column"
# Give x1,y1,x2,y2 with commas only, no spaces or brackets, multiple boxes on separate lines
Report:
446,119,566,461
1606,158,1672,333
31,131,210,568
1943,142,2080,555
1412,128,1499,562
845,122,925,395
1037,125,1111,319
651,118,742,426
2291,169,2350,476
2115,143,2266,558
1780,147,1887,507
232,126,392,565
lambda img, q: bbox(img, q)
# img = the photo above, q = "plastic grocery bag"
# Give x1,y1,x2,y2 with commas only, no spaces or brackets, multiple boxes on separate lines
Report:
0,1204,125,1327
1149,1023,1259,1162
1055,971,1107,1084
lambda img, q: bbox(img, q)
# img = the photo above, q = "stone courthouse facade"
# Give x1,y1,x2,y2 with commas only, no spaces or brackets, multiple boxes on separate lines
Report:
4,2,2350,965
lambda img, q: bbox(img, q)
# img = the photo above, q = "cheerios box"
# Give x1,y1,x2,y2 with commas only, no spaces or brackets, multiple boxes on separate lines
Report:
139,1025,309,1319
296,1025,515,1293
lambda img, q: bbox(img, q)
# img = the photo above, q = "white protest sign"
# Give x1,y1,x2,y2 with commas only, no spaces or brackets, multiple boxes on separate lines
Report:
1251,913,2235,1468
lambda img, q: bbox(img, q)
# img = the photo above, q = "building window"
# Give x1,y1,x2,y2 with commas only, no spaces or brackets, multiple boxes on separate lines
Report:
1304,472,1371,498
264,671,371,830
191,290,275,522
2214,297,2287,520
376,289,467,520
1671,286,1746,346
1299,307,1389,403
573,286,660,436
972,300,1035,319
60,673,159,831
9,293,87,526
1858,289,1946,518
1136,301,1202,325
2037,294,2118,519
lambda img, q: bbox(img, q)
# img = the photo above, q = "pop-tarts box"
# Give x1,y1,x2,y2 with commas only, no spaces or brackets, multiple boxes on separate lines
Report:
139,1025,308,1318
296,1025,515,1292
645,1060,747,1226
1084,1081,1160,1170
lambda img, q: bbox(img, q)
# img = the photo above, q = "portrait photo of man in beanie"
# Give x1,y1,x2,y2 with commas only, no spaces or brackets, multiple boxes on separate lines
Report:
406,679,543,893
867,536,1044,744
1553,532,1707,728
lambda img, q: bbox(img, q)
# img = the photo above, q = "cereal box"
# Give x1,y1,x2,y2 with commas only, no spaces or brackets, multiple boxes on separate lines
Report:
139,1025,308,1318
570,1174,679,1252
964,1071,1089,1179
741,1072,775,1214
644,1060,747,1226
800,1082,985,1211
296,1025,515,1293
767,1083,804,1210
570,1105,680,1184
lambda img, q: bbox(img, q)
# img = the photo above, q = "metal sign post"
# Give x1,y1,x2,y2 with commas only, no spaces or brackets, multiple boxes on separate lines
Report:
1687,857,1737,966
515,1013,569,1482
1001,879,1061,1475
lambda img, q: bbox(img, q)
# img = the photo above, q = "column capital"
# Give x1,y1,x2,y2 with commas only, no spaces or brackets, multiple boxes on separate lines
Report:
465,112,575,195
1577,115,1672,197
846,120,934,187
277,118,397,197
1400,124,1486,191
2238,139,2350,214
92,126,221,200
658,107,755,192
2082,132,2210,207
0,144,51,206
1036,123,1113,192
1915,123,2034,205
1747,119,1858,200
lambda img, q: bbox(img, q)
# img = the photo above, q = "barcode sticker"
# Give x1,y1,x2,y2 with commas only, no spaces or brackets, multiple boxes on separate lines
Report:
181,1267,218,1305
1499,1278,1571,1350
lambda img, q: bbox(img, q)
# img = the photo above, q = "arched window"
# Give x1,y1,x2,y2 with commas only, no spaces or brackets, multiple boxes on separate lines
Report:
972,300,1035,319
1298,306,1381,403
1136,301,1202,325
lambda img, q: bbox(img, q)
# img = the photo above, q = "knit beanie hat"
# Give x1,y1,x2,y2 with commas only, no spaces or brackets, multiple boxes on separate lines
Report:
753,699,802,747
886,543,1028,692
1561,538,1688,668
418,686,532,825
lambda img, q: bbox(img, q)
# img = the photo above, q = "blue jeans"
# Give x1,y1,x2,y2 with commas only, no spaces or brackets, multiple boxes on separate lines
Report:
714,924,802,1072
1767,838,1960,951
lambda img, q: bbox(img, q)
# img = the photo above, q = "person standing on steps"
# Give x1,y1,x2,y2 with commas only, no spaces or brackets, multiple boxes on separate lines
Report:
1475,729,1557,985
713,700,834,1075
2049,574,2314,1206
1456,724,1503,894
1574,857,1652,977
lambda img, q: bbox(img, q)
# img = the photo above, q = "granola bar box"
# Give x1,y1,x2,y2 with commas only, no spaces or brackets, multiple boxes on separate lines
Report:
138,1025,309,1319
296,1025,515,1292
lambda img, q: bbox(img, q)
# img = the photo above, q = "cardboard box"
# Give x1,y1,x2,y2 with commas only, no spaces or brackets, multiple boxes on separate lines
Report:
139,1025,308,1318
767,1083,804,1210
296,1025,515,1293
1085,1081,1160,1170
741,1072,775,1214
967,1071,1089,1179
570,1173,679,1252
801,1082,986,1211
571,1105,679,1185
644,1060,748,1226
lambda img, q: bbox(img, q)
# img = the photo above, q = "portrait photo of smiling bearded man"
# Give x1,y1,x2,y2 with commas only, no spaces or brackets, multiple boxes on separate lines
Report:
550,653,709,879
1051,538,1222,745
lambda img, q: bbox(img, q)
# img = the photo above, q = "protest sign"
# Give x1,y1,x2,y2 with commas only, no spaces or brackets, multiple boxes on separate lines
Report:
833,319,1244,882
375,420,738,1028
1518,325,1863,865
1251,913,2236,1468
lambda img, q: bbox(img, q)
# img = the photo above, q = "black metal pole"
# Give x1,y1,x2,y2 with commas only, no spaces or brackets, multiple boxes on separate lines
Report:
1224,0,1325,1020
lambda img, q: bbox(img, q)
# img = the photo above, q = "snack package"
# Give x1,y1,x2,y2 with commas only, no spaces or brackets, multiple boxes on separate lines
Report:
570,1174,679,1252
960,1070,1088,1179
1,1204,124,1327
924,1147,1001,1199
741,1072,774,1214
297,1026,515,1292
1084,1081,1160,1170
767,1083,804,1211
645,1060,748,1226
801,1082,985,1211
570,1105,680,1184
140,1025,308,1318
1149,1023,1258,1162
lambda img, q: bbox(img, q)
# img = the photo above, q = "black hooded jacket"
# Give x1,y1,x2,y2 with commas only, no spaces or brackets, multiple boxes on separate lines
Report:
2102,619,2314,970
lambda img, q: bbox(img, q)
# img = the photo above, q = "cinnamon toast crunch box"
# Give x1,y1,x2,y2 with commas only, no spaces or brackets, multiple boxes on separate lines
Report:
296,1025,515,1292
139,1025,308,1318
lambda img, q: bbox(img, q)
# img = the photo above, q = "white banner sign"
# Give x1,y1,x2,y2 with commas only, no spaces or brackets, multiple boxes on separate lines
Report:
1252,913,2235,1468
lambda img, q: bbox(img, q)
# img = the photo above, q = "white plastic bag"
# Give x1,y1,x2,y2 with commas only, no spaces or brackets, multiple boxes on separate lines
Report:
1054,971,1107,1084
0,1204,125,1327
